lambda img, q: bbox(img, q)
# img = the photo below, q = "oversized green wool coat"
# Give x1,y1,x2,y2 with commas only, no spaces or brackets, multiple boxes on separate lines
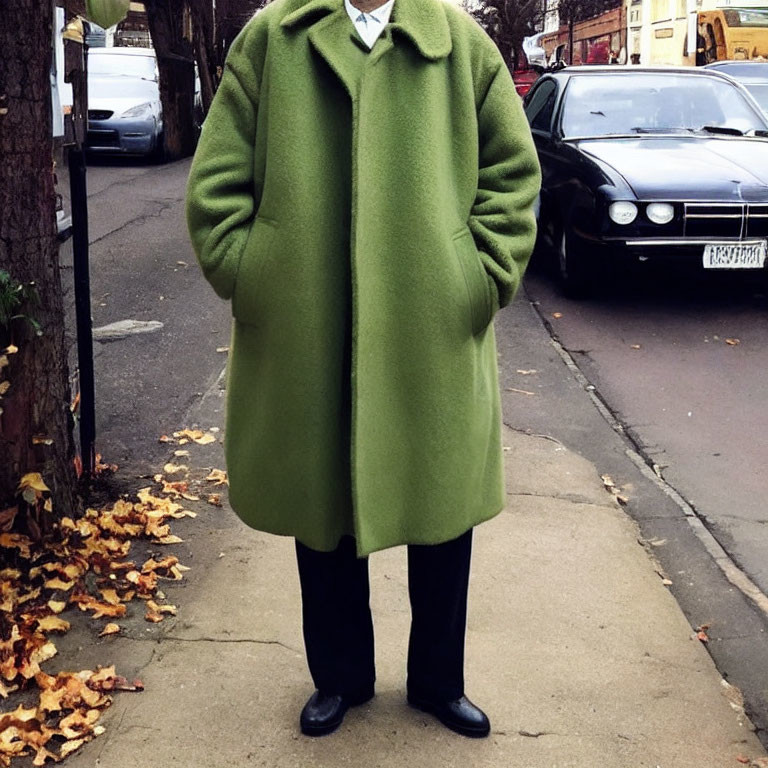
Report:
186,0,541,557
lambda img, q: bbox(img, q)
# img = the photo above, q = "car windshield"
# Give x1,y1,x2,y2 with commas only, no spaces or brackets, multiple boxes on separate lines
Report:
88,52,156,81
561,73,767,137
88,76,156,101
747,83,768,112
723,8,768,27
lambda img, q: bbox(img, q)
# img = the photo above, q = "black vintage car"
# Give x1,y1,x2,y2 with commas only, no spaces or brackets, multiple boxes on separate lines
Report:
523,67,768,295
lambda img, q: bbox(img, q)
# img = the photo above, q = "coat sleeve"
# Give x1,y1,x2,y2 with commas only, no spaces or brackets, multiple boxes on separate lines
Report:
468,61,542,312
185,31,260,301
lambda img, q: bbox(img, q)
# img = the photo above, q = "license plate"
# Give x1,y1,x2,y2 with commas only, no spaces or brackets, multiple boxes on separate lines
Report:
703,241,767,269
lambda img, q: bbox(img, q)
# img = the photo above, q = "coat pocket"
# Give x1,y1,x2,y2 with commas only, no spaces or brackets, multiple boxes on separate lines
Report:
232,216,279,325
452,228,493,336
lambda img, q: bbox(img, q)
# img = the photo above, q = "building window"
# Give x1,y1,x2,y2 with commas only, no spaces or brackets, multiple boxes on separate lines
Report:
652,0,671,21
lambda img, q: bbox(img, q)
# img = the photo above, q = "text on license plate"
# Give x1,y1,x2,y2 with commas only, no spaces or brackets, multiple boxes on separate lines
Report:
703,241,767,269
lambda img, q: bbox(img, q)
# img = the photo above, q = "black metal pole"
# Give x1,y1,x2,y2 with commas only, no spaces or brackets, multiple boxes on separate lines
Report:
69,145,95,476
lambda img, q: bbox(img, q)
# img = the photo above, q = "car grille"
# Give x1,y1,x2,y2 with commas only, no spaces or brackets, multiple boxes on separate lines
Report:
88,109,114,121
749,205,768,238
684,203,768,239
86,129,120,148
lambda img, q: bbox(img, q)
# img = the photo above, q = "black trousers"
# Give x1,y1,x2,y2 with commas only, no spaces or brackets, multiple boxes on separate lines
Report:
295,529,473,702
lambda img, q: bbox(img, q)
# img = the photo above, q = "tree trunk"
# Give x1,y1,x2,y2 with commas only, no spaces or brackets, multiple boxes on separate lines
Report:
144,0,197,160
0,0,77,521
215,0,266,65
189,0,217,113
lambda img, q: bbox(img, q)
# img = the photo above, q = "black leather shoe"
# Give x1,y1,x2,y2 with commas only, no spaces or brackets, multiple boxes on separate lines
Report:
300,688,374,736
407,693,491,738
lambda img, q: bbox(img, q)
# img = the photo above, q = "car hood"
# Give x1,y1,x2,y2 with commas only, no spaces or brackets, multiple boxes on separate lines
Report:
576,137,768,201
87,75,160,116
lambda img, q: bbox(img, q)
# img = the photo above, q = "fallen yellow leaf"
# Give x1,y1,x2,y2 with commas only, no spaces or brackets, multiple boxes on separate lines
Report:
18,473,50,494
44,577,75,591
47,600,67,614
163,463,188,475
98,623,120,637
205,469,228,485
98,588,121,606
35,616,70,633
146,599,177,615
60,737,88,758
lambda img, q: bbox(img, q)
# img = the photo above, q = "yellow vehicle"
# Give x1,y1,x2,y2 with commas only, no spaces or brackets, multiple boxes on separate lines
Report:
698,7,768,63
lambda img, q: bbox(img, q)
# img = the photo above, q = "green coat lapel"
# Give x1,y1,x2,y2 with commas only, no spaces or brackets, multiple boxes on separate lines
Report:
306,9,367,99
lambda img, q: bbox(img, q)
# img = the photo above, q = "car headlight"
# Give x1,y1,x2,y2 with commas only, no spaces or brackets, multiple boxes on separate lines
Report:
609,201,638,225
646,202,675,225
121,102,153,119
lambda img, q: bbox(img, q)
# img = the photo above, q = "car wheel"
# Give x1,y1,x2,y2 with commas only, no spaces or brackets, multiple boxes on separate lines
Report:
558,228,593,298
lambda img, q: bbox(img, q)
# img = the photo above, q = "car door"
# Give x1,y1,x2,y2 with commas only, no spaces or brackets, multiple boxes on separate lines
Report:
524,78,560,238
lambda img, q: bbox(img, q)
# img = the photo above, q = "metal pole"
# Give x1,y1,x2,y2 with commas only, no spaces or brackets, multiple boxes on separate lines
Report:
69,145,95,476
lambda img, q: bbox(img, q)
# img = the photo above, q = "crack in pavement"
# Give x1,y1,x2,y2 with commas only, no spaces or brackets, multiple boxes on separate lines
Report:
90,199,176,246
126,634,299,653
96,646,157,759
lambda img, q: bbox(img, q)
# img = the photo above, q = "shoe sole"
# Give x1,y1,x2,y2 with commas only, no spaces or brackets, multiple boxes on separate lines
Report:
300,691,375,737
407,696,490,738
300,717,345,737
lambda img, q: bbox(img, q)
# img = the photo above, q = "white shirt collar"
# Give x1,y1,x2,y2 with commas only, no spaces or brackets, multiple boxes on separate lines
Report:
344,0,395,49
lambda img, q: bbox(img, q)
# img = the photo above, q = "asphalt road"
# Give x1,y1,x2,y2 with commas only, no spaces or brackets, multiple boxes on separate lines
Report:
60,155,231,475
58,156,768,741
523,266,768,598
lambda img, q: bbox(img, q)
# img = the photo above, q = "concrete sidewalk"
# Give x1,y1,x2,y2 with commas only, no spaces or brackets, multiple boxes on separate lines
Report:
65,378,766,768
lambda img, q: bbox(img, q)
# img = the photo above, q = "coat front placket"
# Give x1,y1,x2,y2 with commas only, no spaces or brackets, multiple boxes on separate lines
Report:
308,15,396,548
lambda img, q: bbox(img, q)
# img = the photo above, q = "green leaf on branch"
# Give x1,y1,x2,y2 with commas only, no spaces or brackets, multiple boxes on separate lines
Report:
85,0,130,29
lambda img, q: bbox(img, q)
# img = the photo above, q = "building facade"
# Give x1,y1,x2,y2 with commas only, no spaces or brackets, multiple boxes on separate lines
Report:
627,0,768,66
541,4,628,65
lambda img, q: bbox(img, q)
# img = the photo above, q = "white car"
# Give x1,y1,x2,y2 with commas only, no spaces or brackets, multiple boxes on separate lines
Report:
87,47,164,157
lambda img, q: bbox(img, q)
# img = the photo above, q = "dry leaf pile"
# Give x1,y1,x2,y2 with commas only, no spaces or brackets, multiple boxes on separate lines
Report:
600,474,629,505
0,474,193,765
158,429,218,447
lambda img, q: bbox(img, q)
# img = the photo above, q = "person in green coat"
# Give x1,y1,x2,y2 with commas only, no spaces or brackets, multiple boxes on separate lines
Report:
186,0,541,739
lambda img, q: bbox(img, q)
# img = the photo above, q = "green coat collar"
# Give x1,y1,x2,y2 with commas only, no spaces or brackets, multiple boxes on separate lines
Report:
280,0,452,60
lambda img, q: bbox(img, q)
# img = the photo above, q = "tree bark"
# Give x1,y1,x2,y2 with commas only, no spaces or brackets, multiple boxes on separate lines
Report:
189,0,217,113
215,0,267,66
0,0,77,520
144,0,197,160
